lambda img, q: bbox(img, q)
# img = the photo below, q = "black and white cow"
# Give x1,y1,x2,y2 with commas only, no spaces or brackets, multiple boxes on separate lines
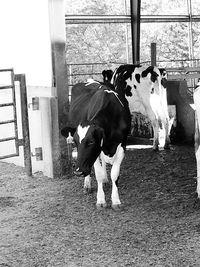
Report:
61,81,131,209
193,81,200,198
103,64,171,150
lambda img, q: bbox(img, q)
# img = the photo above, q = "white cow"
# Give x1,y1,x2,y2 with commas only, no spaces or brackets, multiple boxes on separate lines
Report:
109,64,171,150
193,81,200,197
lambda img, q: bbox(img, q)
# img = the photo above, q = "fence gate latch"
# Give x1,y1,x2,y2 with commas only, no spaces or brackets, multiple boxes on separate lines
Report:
31,147,43,161
28,97,39,110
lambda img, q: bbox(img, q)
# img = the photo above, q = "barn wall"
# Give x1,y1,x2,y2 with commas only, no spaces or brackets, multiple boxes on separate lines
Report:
0,0,52,87
0,0,68,176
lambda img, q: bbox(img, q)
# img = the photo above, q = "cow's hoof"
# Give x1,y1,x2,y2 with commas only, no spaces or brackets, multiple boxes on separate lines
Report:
84,187,92,194
111,204,123,211
153,145,159,151
96,203,107,210
164,144,170,150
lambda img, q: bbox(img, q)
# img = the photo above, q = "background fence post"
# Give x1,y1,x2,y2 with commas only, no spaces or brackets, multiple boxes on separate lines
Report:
151,42,157,66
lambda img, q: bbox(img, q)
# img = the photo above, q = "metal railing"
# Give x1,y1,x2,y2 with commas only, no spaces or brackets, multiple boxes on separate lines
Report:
0,69,32,176
66,59,200,93
0,69,19,158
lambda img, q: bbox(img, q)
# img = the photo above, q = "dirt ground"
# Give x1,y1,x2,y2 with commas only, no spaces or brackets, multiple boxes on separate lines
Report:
1,141,200,267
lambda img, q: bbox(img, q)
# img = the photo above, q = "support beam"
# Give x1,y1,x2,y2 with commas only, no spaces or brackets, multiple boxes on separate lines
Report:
130,0,141,64
48,0,70,177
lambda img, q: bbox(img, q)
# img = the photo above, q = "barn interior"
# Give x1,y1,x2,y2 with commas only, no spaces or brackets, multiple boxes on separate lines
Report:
1,1,200,266
0,0,199,177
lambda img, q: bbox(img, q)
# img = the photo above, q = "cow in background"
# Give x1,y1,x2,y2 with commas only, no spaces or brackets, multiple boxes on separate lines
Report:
103,64,171,150
61,80,131,210
193,81,200,198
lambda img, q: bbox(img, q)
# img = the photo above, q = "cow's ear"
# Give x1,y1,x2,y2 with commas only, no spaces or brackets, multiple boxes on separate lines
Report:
87,90,107,121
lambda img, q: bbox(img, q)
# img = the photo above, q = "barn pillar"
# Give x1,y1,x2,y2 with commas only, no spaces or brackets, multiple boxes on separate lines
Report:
48,0,70,177
130,0,141,64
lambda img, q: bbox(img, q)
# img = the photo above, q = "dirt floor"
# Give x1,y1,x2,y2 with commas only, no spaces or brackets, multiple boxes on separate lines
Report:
1,141,200,267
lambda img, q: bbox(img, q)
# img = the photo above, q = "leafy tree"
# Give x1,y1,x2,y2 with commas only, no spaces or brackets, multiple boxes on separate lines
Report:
65,0,200,81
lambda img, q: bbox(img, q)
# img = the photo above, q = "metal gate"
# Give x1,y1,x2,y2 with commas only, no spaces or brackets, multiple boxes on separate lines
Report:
0,68,32,176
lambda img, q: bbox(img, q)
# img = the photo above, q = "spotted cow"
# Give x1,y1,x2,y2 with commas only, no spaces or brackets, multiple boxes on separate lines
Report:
61,81,131,209
104,64,171,150
193,81,200,198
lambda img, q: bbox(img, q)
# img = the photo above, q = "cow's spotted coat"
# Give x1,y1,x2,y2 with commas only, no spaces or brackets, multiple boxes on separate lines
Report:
109,64,171,150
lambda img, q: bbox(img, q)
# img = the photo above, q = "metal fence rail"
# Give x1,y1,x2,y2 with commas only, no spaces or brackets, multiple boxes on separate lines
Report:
0,69,32,176
66,59,200,94
0,68,19,158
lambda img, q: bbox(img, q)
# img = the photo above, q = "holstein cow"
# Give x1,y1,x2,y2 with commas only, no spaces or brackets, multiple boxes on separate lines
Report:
61,81,131,209
193,81,200,198
105,64,171,150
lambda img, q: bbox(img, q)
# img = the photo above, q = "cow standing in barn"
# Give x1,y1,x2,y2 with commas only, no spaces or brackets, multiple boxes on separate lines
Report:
103,64,171,151
193,81,200,198
61,81,131,210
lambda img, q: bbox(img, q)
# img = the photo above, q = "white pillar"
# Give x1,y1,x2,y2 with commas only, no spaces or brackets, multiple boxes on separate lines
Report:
40,97,59,178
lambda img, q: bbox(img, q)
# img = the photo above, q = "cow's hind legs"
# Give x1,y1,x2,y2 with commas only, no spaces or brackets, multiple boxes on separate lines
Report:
164,139,171,150
164,121,171,150
152,121,159,151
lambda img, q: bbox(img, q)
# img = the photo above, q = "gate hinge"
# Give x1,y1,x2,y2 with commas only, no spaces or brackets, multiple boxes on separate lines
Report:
28,97,39,110
31,147,43,161
17,139,24,146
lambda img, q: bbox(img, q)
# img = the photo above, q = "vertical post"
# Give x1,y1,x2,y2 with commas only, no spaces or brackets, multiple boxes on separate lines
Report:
15,74,32,176
130,0,141,64
48,0,70,177
151,42,157,66
40,97,54,177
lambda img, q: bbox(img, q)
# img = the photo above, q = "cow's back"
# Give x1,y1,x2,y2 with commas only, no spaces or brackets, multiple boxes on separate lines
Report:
69,82,107,127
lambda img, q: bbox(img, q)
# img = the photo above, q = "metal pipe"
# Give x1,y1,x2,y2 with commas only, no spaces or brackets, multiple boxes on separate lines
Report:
11,70,19,156
15,74,32,177
0,103,14,107
65,14,199,24
0,119,15,125
0,85,14,90
0,136,16,142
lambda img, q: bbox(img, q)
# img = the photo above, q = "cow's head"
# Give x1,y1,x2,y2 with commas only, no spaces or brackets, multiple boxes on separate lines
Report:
73,124,104,176
61,124,104,177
